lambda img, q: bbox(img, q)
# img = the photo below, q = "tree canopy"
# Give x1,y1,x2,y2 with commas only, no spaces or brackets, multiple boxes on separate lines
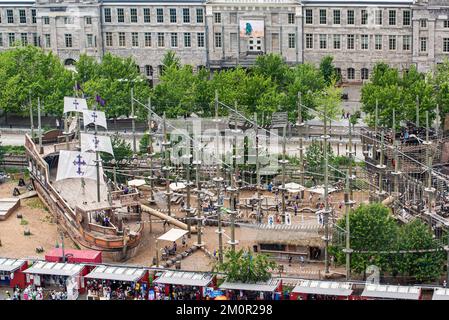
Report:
214,248,277,283
361,62,440,127
330,203,445,282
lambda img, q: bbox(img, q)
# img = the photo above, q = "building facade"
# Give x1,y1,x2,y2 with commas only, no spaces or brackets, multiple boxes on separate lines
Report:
0,0,448,83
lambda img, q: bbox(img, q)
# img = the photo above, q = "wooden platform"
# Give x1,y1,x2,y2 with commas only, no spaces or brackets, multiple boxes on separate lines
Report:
0,198,20,221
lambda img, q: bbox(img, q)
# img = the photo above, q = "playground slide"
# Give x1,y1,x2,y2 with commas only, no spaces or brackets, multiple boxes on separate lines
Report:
140,204,197,233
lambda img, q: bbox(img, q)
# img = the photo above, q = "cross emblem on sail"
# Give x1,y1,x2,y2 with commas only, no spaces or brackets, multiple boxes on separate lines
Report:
56,150,101,181
80,133,114,156
64,97,88,114
82,110,107,129
73,154,87,176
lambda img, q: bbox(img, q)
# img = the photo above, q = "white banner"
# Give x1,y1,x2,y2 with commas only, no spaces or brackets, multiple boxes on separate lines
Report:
64,97,88,113
82,110,107,129
80,133,114,156
56,150,102,181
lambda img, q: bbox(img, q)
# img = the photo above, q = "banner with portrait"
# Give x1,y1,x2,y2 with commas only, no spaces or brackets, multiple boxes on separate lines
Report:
239,20,264,38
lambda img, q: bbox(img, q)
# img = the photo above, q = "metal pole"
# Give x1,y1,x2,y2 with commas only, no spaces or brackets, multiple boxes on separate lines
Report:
162,113,172,217
255,113,261,223
131,87,136,154
343,169,353,280
37,97,43,154
214,176,224,263
281,125,288,223
416,95,420,128
61,232,65,263
29,92,34,139
323,104,330,275
195,157,204,247
95,103,101,203
147,97,155,203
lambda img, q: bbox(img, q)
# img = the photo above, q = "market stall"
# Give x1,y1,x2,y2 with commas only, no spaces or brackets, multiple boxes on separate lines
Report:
290,280,354,300
84,265,149,300
360,284,422,300
219,278,283,300
432,288,449,300
45,248,102,264
0,258,28,288
152,270,215,300
23,261,87,299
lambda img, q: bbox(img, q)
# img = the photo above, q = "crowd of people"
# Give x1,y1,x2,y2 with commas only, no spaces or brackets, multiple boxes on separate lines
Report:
86,279,148,300
3,285,62,300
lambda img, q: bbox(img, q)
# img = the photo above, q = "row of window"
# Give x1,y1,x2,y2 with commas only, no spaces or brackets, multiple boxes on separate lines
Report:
2,32,449,55
305,34,415,51
305,8,411,26
103,7,204,24
0,8,36,24
104,31,205,48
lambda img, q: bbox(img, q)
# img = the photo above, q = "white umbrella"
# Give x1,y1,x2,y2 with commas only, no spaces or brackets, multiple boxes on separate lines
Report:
307,185,337,195
127,179,146,187
169,182,186,191
284,182,305,193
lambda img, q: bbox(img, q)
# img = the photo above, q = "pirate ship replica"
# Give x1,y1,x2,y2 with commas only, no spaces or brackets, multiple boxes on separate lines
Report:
25,96,143,261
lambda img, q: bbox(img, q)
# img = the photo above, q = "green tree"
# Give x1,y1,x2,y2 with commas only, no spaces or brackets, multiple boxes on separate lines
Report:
314,80,343,122
0,46,73,116
330,203,398,275
252,53,292,89
319,56,340,85
433,58,449,119
161,50,181,72
77,53,150,119
215,248,277,283
139,133,150,154
361,63,435,127
393,220,445,282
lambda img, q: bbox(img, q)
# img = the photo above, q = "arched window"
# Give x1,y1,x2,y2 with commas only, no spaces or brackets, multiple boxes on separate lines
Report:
347,68,355,80
361,68,369,80
64,58,76,66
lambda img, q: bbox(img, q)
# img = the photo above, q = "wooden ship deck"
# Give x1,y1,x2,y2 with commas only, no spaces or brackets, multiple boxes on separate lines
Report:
24,134,144,261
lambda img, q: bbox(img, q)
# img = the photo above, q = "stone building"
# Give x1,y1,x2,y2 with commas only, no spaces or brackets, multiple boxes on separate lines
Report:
0,0,448,84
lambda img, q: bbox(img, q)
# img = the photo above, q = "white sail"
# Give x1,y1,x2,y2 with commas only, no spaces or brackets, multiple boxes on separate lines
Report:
64,97,88,113
80,133,114,156
56,150,102,181
82,110,107,129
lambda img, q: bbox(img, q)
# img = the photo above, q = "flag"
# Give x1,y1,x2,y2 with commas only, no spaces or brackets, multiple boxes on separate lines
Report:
56,150,102,181
64,97,88,113
82,110,107,129
80,133,114,156
95,95,106,107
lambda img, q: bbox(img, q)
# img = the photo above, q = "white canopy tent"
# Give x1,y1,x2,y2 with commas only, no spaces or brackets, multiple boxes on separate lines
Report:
292,280,353,297
432,288,449,300
153,270,214,287
0,258,25,273
169,182,186,191
23,261,84,277
85,265,146,282
361,284,421,300
157,228,188,242
307,185,337,195
127,179,146,187
284,182,305,193
219,279,281,292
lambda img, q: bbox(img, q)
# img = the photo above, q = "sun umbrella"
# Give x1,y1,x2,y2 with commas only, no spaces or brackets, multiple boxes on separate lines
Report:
127,179,146,187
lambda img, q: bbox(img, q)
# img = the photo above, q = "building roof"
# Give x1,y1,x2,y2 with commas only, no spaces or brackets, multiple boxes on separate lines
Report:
361,284,421,300
292,280,353,296
0,258,26,273
432,288,449,301
24,261,85,277
153,270,214,287
85,265,146,282
219,278,281,292
45,248,102,261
